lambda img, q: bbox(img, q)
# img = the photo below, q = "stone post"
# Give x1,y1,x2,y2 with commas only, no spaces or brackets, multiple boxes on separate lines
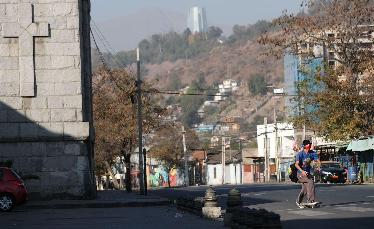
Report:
224,188,243,227
202,186,222,219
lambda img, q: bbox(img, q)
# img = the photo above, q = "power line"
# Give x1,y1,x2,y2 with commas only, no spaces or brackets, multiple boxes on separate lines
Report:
90,20,135,74
144,90,230,97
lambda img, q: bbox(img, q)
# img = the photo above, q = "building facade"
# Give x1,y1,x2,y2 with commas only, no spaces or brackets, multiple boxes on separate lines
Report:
0,0,95,199
187,6,208,34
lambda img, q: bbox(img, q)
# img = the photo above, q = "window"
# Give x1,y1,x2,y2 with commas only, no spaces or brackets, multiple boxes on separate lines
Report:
0,169,3,181
213,167,217,179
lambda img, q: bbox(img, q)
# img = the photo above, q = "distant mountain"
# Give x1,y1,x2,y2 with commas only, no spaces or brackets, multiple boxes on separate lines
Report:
95,7,187,51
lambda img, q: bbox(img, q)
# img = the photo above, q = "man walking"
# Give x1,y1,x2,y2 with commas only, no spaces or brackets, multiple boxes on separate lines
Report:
295,140,319,208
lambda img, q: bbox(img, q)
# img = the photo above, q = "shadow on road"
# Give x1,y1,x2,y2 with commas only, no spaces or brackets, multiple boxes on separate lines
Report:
283,216,374,229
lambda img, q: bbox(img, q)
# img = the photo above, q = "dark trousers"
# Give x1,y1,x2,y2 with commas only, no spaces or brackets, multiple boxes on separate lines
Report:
296,174,315,203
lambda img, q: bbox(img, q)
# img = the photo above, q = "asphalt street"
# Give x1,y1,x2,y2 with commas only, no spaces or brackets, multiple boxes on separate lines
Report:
0,206,224,229
150,183,374,229
1,183,373,229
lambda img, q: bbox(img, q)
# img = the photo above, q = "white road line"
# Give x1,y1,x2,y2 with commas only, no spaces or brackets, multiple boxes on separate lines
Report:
363,202,371,205
334,206,374,212
367,196,374,198
288,210,333,217
253,193,266,196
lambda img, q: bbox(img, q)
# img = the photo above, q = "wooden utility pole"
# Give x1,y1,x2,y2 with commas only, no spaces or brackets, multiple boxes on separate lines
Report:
136,48,144,194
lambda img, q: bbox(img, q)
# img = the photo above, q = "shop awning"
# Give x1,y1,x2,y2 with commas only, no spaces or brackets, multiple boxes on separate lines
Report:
346,137,374,152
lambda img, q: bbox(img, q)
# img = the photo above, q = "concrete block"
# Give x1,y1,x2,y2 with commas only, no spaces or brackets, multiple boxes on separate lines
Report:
77,156,89,171
19,123,38,139
0,110,6,122
55,82,81,95
0,123,18,139
0,56,18,70
51,55,75,69
48,96,64,108
52,3,74,17
66,16,79,29
33,4,53,17
43,142,64,158
0,82,18,96
63,122,89,140
36,83,54,96
0,70,19,83
63,95,82,108
6,109,26,122
0,97,22,110
64,143,81,156
43,156,76,172
51,109,76,122
25,109,50,122
22,97,48,109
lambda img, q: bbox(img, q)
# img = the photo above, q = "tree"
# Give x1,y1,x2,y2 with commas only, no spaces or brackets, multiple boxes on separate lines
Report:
93,68,166,189
260,0,374,141
248,74,267,95
150,123,200,187
207,26,223,40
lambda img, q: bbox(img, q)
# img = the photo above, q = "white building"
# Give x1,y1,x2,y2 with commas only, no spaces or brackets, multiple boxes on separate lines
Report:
257,123,296,180
206,150,242,185
257,123,296,159
187,6,208,33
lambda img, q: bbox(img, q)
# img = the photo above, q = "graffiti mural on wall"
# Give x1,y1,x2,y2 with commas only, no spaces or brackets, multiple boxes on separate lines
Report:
149,166,183,187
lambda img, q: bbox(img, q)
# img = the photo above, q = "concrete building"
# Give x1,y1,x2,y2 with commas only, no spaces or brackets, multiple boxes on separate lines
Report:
257,123,296,181
206,150,242,185
0,0,95,199
187,6,208,33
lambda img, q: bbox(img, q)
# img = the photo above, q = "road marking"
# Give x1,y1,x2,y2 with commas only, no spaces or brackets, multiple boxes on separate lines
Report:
253,193,266,196
334,206,374,212
367,196,374,198
288,210,333,217
348,203,358,206
363,202,371,205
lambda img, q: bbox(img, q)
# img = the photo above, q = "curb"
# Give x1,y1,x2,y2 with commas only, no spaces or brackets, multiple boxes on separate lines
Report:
21,199,172,210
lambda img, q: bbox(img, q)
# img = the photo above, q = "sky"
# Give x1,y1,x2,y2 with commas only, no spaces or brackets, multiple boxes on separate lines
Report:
91,0,304,26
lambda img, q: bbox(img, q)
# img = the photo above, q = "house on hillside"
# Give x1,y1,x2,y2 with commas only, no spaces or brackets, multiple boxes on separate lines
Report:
206,149,242,185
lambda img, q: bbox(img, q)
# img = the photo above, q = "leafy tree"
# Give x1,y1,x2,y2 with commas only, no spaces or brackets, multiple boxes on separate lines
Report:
248,74,267,95
260,0,374,140
150,123,200,187
93,68,166,189
207,26,223,40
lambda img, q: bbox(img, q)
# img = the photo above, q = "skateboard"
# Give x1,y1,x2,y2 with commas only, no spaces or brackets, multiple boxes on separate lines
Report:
299,202,321,208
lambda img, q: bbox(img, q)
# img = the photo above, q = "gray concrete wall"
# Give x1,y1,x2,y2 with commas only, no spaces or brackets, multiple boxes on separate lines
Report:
0,0,95,199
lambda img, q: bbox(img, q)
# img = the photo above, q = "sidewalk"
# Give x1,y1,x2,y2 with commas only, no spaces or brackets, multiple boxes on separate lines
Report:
21,190,171,210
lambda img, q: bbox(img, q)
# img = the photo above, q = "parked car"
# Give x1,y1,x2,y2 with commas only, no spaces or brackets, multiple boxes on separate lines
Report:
313,161,347,184
0,167,28,211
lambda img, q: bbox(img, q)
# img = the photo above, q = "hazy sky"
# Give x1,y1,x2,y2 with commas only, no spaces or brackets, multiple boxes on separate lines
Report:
91,0,304,25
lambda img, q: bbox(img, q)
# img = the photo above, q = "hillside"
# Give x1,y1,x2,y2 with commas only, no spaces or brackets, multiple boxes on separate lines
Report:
143,38,285,130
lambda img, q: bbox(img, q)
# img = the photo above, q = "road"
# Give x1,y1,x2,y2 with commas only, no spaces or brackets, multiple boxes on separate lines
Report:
150,183,374,229
2,183,373,229
0,206,223,229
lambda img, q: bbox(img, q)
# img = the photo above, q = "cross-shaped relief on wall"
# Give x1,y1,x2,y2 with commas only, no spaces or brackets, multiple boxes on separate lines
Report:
2,3,50,97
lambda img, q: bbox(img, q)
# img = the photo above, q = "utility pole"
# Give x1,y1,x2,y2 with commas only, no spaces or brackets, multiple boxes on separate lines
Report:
143,148,147,196
182,126,189,187
136,48,144,194
274,105,280,183
264,117,269,183
222,137,226,185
